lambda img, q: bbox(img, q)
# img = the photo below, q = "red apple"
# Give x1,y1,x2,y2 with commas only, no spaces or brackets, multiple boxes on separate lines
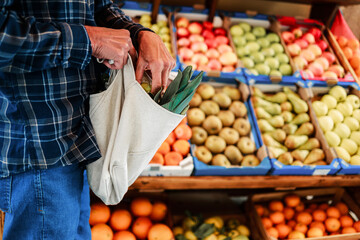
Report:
191,53,209,66
184,61,198,70
191,42,208,53
303,69,315,78
322,71,338,79
178,47,194,61
315,57,330,70
215,35,229,45
214,28,226,36
316,40,328,51
292,28,303,39
202,21,213,30
308,28,322,41
300,49,316,62
222,65,236,72
328,65,345,78
219,52,237,66
294,39,309,49
308,62,324,77
197,65,211,72
189,34,205,43
177,38,191,48
287,43,301,56
217,44,233,54
308,44,322,57
205,38,218,49
177,27,190,38
202,29,215,39
206,48,220,59
176,17,190,28
188,22,203,35
282,31,295,44
293,56,308,70
207,59,222,71
322,52,336,64
302,33,315,44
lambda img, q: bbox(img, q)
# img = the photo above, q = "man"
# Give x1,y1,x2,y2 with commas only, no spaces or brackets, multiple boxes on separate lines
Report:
0,0,175,239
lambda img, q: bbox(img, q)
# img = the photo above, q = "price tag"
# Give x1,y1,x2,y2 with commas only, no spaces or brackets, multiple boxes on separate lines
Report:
312,169,330,176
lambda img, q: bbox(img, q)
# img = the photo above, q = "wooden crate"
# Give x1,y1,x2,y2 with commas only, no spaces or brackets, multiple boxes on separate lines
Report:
249,188,360,240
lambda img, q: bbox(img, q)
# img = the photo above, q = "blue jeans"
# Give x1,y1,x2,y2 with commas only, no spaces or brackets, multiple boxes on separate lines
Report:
0,164,91,240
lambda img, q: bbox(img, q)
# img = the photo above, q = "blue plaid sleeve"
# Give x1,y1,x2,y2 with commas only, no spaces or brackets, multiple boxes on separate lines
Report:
0,2,92,73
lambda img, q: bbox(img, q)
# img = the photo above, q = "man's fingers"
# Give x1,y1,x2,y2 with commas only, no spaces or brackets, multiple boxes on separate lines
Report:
161,69,170,90
129,46,137,65
135,58,147,83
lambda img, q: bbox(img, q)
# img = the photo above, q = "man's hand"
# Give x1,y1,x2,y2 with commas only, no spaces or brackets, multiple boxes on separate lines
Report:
136,31,176,94
85,26,136,69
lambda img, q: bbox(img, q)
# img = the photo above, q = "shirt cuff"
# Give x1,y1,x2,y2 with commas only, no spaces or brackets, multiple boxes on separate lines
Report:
57,23,92,70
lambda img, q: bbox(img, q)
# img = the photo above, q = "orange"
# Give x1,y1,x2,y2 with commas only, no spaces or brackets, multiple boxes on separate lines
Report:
294,223,308,234
353,221,360,232
269,211,285,225
296,212,312,225
164,151,183,166
284,194,301,208
326,206,341,219
295,202,305,212
318,203,329,210
304,208,313,214
110,209,132,231
172,139,190,156
348,38,360,51
165,132,176,145
310,221,326,234
148,223,174,240
150,152,165,165
132,217,153,239
157,142,170,155
312,209,327,222
325,217,341,233
263,207,270,217
266,227,279,238
335,202,349,216
308,203,318,210
350,55,360,69
284,207,295,220
307,227,324,237
130,198,153,217
288,220,297,229
340,215,354,228
261,217,273,229
343,47,353,60
269,200,284,212
91,223,113,240
89,203,111,226
276,223,291,239
180,117,187,125
288,230,305,239
342,227,357,234
338,36,348,48
113,230,136,240
150,201,168,222
255,205,265,217
174,124,192,140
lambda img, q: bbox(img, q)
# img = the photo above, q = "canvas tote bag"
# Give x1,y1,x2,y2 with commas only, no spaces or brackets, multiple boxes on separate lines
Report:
87,58,184,205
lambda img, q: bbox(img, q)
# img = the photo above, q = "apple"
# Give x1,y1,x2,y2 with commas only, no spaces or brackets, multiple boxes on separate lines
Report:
271,43,284,54
322,52,336,64
325,131,341,147
222,65,235,72
236,47,250,58
315,57,330,70
248,69,259,75
205,38,218,49
341,139,358,156
214,28,226,36
329,85,347,102
217,44,233,54
176,17,190,28
266,33,280,43
312,100,328,116
255,63,271,75
294,39,309,49
184,61,197,70
262,47,276,57
188,22,203,34
219,52,237,66
202,21,213,30
239,22,251,32
282,31,295,44
247,42,261,53
300,49,316,63
178,47,194,61
318,116,334,132
177,38,191,48
353,109,360,122
293,56,308,70
202,29,215,39
191,53,209,66
334,123,351,139
321,94,337,109
335,147,351,162
279,64,292,75
308,62,324,77
292,28,303,38
257,38,270,48
346,95,360,109
160,34,170,43
270,70,282,77
344,116,360,131
177,27,190,38
216,36,230,46
189,34,204,43
287,44,301,57
308,44,322,57
276,53,290,64
230,25,244,36
316,40,328,51
206,48,220,59
328,65,345,78
302,33,316,44
233,36,247,47
308,28,322,40
328,109,344,124
207,59,222,71
242,57,255,69
150,24,160,33
252,26,266,37
264,57,280,70
322,71,338,80
302,70,315,78
336,102,353,117
245,32,256,42
191,42,208,53
197,65,211,72
251,52,265,63
159,26,170,35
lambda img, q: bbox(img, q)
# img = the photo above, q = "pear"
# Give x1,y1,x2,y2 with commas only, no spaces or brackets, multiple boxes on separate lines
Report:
253,87,265,98
283,86,300,98
281,101,293,112
284,135,308,149
285,90,308,114
311,161,327,166
292,160,304,166
303,148,325,164
263,134,284,148
282,124,298,135
291,149,309,162
298,138,320,150
268,146,287,158
268,129,287,143
263,104,282,116
294,122,314,136
278,152,293,165
291,113,310,125
281,111,294,123
253,96,272,108
255,107,271,119
264,92,287,103
267,115,285,128
258,119,275,132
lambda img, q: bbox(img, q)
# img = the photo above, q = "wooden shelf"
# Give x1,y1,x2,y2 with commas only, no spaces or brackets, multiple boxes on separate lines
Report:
131,175,360,190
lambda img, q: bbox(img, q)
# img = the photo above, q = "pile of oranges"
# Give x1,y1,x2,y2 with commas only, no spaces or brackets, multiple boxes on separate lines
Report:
150,118,191,166
90,197,174,240
336,36,360,78
256,194,360,239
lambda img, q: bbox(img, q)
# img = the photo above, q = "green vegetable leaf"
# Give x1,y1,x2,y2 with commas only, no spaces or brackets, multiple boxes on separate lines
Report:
194,223,215,238
160,69,182,105
178,66,193,93
175,234,187,240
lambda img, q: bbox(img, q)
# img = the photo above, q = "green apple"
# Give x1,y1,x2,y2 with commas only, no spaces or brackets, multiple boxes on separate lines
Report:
257,38,270,48
350,131,360,146
340,139,358,156
325,131,341,147
353,109,360,122
266,33,280,43
321,94,337,110
157,20,167,28
255,63,271,75
241,57,255,69
141,22,152,28
335,147,351,162
269,70,282,77
159,27,170,35
250,52,265,63
318,116,334,132
328,109,344,124
150,24,160,33
160,34,170,42
329,85,347,102
140,14,151,23
246,42,261,53
264,57,280,70
230,25,244,36
312,100,328,117
252,26,266,37
271,43,284,54
279,64,292,75
350,155,360,165
239,22,251,32
233,36,247,47
346,95,360,109
244,32,256,42
344,116,360,131
248,69,259,75
262,47,275,57
236,47,250,58
336,102,353,117
276,53,289,64
334,123,351,139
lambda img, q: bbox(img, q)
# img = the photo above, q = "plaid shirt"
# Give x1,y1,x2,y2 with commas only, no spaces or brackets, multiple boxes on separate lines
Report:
0,0,150,177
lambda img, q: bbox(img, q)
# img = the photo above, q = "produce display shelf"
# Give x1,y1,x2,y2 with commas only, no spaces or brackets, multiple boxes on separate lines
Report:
131,175,360,190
